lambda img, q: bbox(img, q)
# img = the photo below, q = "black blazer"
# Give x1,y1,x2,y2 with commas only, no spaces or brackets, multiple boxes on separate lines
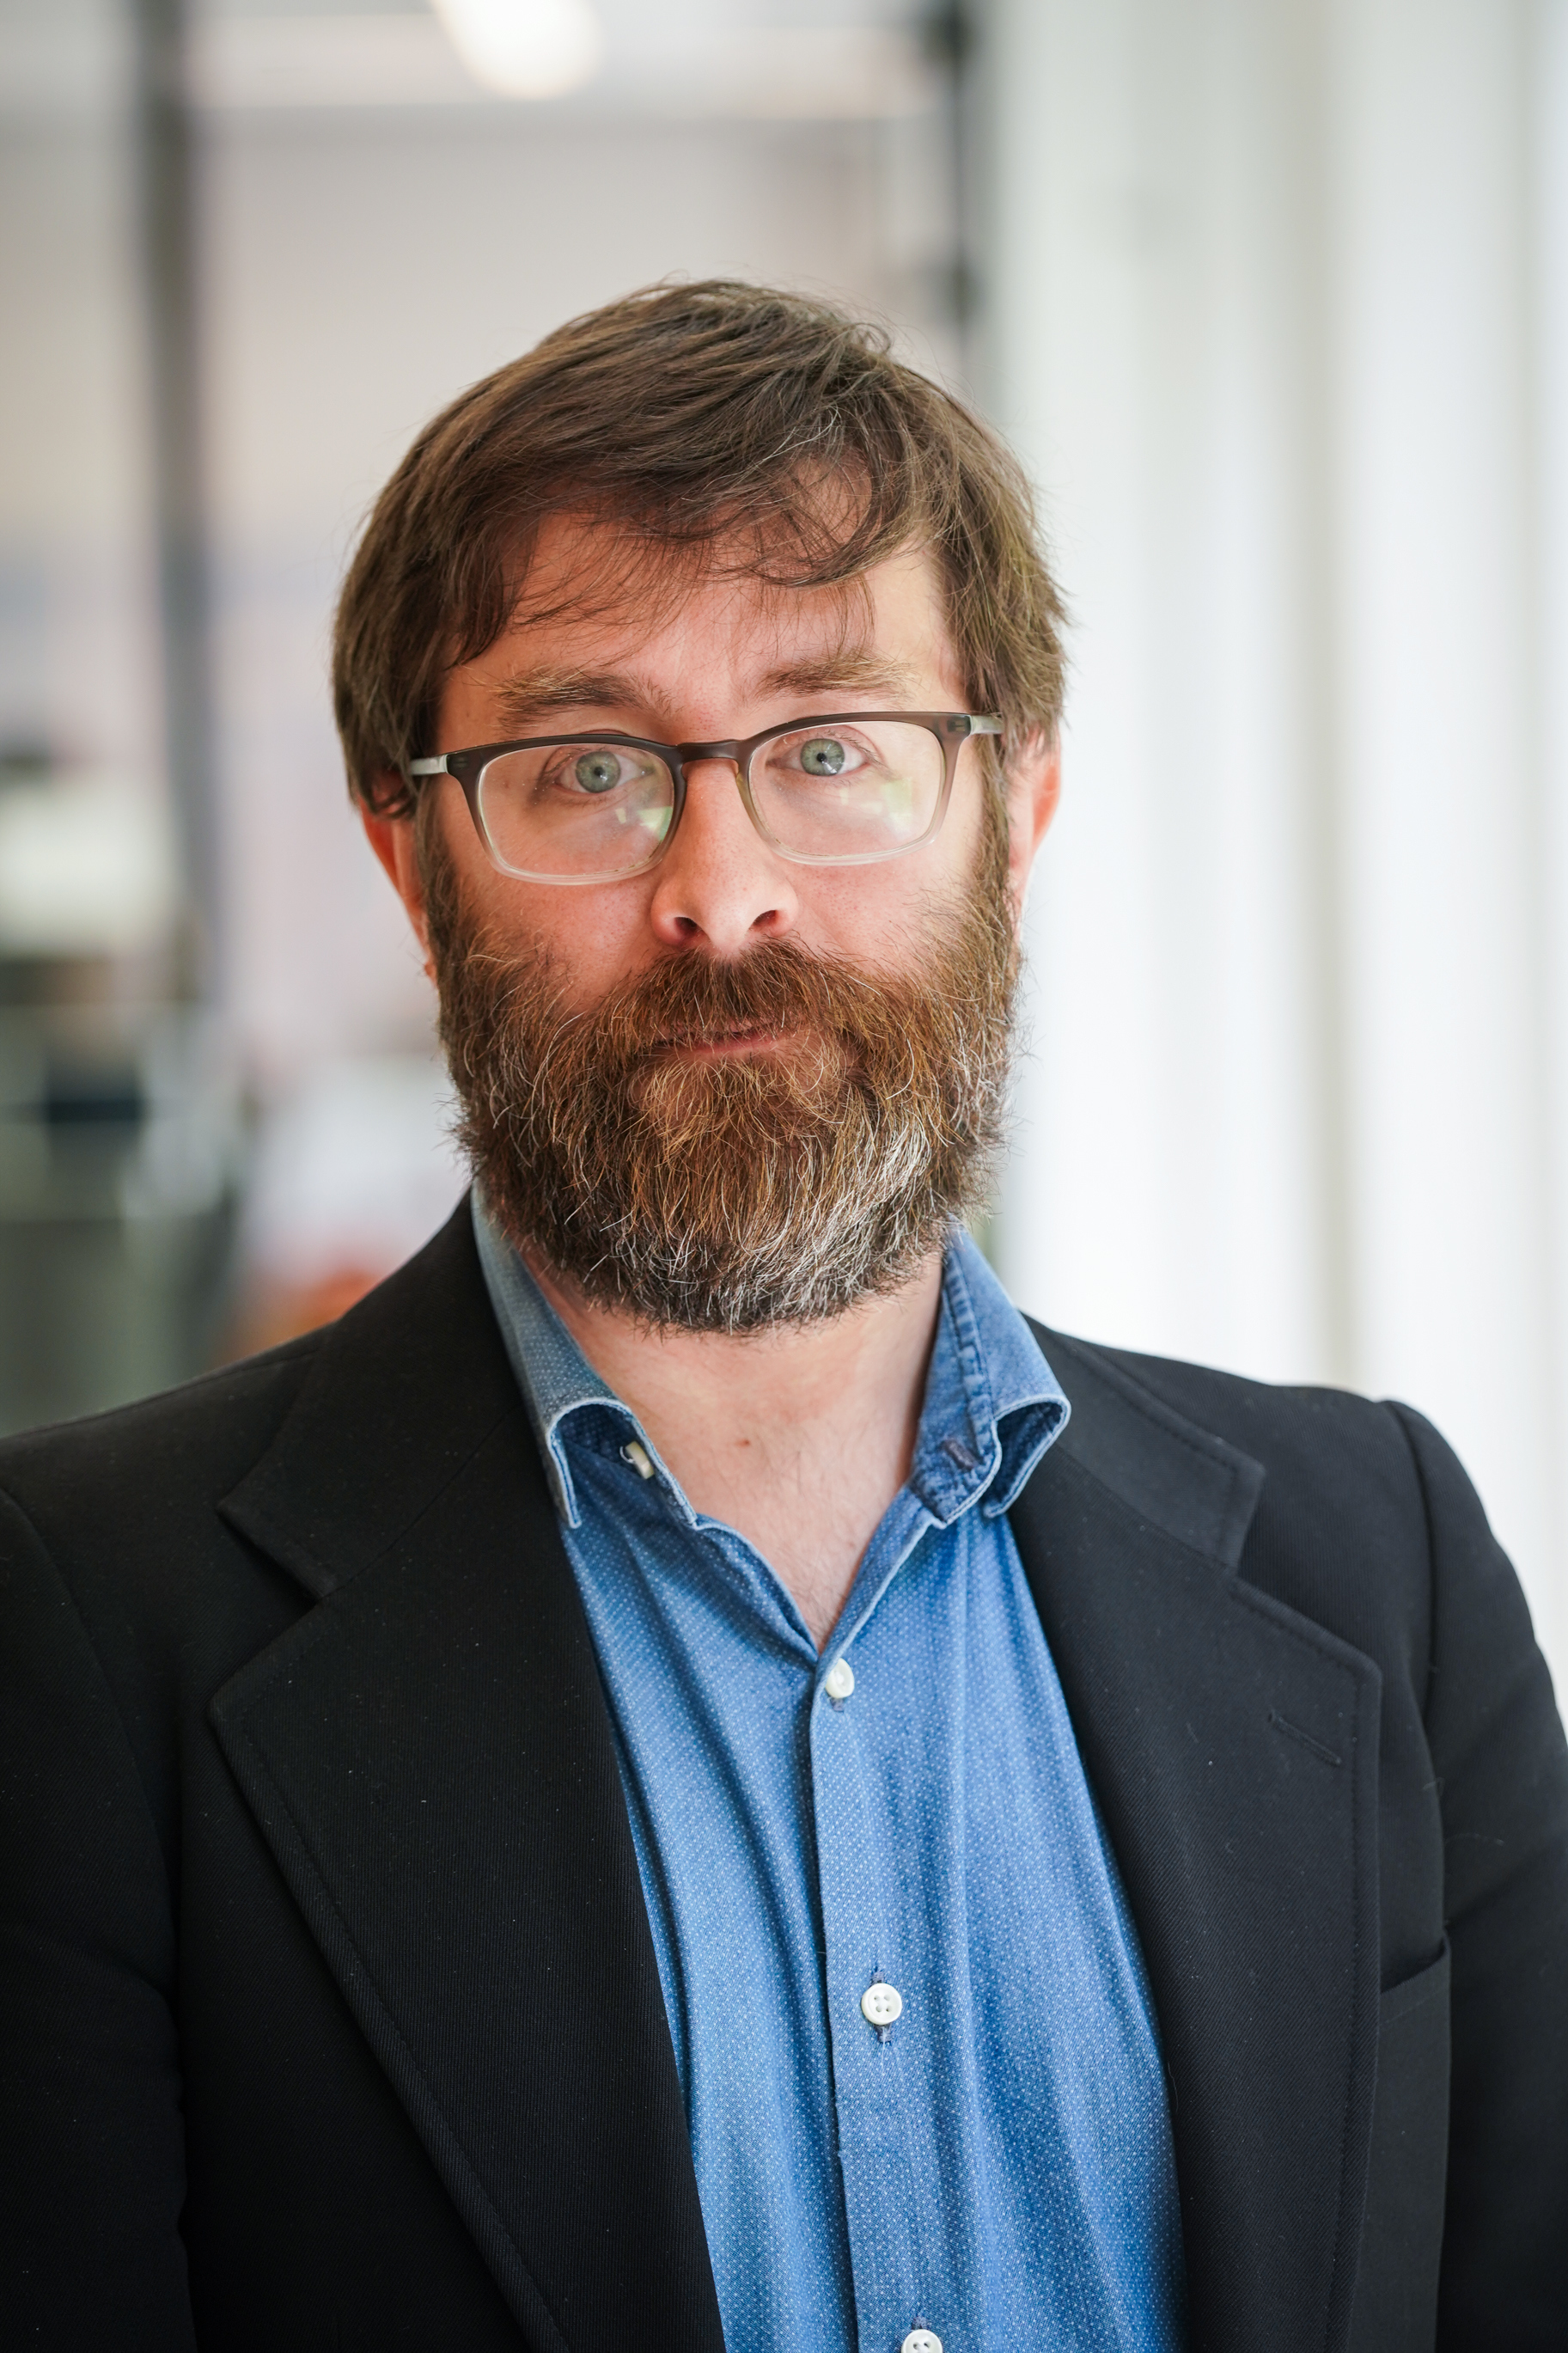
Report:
3,1202,1565,2353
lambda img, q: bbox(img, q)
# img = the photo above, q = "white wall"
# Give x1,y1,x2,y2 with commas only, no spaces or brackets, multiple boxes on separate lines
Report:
986,0,1568,1690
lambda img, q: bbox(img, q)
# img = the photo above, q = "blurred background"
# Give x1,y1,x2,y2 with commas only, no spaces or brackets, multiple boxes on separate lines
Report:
2,0,1565,1692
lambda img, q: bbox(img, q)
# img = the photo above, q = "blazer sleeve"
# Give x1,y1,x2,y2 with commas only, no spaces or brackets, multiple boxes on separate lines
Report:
0,1486,198,2352
1392,1407,1568,2348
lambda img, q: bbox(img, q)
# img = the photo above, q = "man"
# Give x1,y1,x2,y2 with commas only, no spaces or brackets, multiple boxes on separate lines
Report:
3,283,1565,2353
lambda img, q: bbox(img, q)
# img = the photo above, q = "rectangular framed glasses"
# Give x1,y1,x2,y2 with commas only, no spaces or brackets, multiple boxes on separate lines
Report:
407,711,1004,885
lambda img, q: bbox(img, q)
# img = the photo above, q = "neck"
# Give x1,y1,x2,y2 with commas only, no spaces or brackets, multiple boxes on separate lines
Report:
522,1244,948,1649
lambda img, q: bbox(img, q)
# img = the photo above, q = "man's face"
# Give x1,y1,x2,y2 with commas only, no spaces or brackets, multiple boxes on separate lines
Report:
418,521,1052,1000
367,518,1060,1329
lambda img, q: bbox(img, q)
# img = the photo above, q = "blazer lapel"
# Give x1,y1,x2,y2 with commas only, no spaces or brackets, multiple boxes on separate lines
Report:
210,1206,723,2353
1012,1329,1382,2353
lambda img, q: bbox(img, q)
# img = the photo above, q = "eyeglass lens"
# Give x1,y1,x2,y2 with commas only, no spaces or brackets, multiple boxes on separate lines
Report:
473,719,948,882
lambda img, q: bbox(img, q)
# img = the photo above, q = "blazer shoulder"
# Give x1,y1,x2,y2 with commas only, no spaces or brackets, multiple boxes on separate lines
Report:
0,1331,337,1867
1040,1324,1420,1494
0,1202,495,1855
1031,1323,1441,1680
0,1198,485,1546
0,1329,326,1537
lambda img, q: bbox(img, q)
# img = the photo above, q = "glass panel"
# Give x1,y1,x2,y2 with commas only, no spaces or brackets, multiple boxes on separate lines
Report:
748,721,943,856
476,742,676,878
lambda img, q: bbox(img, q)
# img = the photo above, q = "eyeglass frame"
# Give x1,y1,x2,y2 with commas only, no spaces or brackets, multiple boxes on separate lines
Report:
407,710,1005,884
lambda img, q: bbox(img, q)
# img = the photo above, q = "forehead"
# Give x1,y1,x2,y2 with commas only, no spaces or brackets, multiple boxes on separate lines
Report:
477,514,962,693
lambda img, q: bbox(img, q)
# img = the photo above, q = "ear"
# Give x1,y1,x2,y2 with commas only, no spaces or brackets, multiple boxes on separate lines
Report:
361,786,433,977
1004,729,1062,918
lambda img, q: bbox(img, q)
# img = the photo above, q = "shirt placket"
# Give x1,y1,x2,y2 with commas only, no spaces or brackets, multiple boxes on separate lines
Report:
478,1208,1088,2353
810,1502,949,2353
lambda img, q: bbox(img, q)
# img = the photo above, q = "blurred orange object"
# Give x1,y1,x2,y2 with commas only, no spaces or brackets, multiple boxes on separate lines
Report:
224,1262,390,1358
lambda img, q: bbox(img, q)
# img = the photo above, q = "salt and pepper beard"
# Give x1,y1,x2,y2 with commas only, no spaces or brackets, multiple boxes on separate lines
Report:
426,785,1020,1334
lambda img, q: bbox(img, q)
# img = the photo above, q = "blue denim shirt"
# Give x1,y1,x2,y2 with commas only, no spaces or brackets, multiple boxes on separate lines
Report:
476,1201,1184,2353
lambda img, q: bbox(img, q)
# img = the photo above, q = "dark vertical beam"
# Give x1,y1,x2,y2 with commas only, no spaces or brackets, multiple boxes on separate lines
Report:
131,0,218,1000
925,1,981,379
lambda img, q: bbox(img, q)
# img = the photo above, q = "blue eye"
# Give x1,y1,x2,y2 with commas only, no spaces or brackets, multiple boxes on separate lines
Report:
573,750,625,794
798,736,848,777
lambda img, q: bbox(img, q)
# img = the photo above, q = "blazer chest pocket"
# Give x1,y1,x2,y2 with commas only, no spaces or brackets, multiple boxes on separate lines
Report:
1345,1940,1451,2353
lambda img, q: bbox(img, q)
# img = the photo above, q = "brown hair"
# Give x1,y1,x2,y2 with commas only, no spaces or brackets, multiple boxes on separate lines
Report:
332,279,1067,814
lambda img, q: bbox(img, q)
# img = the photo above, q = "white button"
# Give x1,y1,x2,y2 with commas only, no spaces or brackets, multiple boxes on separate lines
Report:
824,1657,855,1702
861,1979,903,2028
619,1440,655,1480
902,2332,943,2353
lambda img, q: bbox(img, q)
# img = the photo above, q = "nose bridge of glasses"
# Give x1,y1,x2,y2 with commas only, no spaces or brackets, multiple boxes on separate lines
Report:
669,743,756,834
672,737,747,773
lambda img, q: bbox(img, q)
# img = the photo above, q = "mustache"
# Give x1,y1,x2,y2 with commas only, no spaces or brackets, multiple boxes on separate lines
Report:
524,936,908,1072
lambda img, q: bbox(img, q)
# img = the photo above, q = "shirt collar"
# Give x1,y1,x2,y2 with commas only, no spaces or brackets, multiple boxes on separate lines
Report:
472,1195,1069,1532
908,1226,1070,1525
472,1194,625,1526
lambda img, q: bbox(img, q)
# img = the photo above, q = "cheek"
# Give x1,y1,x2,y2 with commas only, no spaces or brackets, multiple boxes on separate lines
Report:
816,780,985,938
481,874,664,998
796,853,958,962
430,786,660,999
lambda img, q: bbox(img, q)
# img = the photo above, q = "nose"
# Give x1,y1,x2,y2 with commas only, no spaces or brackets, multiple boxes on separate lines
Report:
646,756,798,955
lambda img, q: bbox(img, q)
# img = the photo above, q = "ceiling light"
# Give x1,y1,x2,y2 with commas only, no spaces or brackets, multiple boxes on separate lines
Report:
430,0,604,100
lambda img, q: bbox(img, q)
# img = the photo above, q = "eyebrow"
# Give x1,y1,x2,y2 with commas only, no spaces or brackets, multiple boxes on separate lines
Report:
487,669,649,731
485,651,925,738
756,651,922,703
